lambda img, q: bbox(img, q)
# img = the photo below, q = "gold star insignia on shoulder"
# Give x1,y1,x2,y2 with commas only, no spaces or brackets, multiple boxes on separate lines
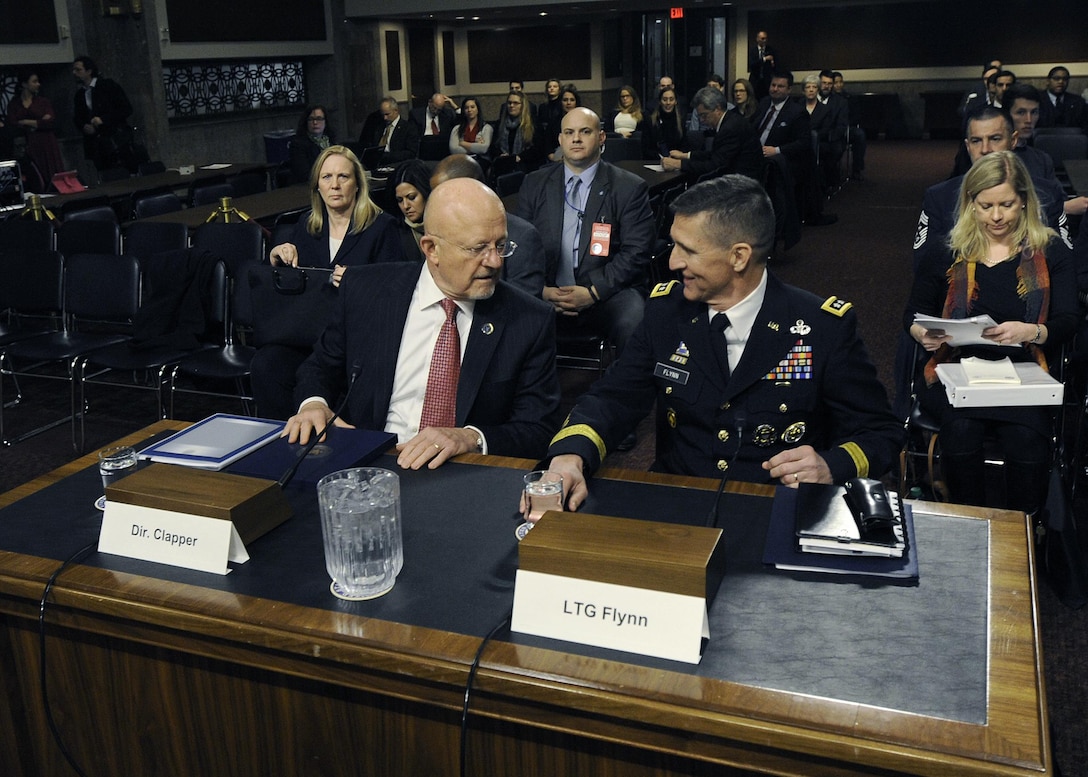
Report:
650,280,678,298
821,296,852,317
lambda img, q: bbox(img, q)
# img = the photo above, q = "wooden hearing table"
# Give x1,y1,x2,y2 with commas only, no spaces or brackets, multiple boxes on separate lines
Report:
0,421,1050,776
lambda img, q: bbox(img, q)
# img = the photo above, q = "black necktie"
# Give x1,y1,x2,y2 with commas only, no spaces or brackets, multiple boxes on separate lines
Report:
710,313,731,383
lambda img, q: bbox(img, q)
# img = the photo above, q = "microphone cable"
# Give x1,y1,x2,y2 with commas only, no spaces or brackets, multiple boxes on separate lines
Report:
278,362,362,489
38,540,97,777
705,414,747,530
459,610,511,777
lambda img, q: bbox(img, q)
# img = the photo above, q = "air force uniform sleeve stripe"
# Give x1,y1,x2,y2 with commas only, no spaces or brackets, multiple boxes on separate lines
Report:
913,210,929,251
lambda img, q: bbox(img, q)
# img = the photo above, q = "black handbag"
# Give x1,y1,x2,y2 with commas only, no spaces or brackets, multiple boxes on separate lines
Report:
247,265,336,349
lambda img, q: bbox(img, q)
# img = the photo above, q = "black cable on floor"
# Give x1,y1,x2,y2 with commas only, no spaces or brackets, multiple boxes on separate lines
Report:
38,540,97,777
459,611,511,777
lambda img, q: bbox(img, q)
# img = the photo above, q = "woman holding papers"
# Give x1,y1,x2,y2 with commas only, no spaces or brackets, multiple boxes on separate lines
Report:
904,151,1077,512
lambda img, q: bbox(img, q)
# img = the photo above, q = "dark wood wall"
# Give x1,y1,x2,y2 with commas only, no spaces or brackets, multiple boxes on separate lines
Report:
164,0,326,42
467,24,592,83
752,0,1084,72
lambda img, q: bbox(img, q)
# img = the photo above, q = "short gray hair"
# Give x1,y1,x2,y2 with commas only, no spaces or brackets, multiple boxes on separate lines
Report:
691,86,728,113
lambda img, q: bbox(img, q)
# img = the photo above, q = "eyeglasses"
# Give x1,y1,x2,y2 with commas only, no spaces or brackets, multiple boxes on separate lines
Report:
308,116,326,122
431,235,517,259
506,101,522,106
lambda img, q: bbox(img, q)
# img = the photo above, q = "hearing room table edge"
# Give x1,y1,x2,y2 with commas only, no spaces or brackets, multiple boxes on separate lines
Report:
0,421,1050,776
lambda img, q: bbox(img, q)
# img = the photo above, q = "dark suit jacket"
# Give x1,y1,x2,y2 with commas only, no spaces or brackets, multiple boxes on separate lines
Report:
754,97,811,162
409,105,457,139
285,211,407,267
514,160,654,301
747,44,779,89
1037,92,1088,132
72,77,132,159
681,110,762,179
358,115,419,165
504,213,546,298
294,262,562,458
812,95,848,146
548,273,901,485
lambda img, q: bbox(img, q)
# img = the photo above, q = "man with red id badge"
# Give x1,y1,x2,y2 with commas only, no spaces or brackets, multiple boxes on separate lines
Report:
515,107,655,355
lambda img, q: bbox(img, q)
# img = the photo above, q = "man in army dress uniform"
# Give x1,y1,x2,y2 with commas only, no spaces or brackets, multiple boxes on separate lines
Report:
545,175,901,510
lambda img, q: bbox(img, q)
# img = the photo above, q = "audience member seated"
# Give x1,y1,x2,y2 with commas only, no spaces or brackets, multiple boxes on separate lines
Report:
251,145,406,420
645,75,684,116
1037,66,1088,133
731,78,758,121
6,69,64,191
960,63,1002,119
688,74,731,132
497,79,534,125
393,159,431,261
287,104,334,185
448,96,493,158
832,71,867,180
535,79,564,147
661,87,762,180
358,96,419,168
546,85,582,162
646,86,688,159
603,85,648,139
542,175,901,509
904,152,1076,514
490,90,542,178
283,178,562,469
430,154,546,298
953,71,1018,176
515,107,654,355
410,92,456,161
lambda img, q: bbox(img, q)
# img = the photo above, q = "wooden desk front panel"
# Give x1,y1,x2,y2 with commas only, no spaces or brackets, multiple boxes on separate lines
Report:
0,425,1050,777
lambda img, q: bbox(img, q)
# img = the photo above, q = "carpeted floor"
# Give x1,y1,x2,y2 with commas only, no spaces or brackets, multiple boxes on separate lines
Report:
2,138,1086,775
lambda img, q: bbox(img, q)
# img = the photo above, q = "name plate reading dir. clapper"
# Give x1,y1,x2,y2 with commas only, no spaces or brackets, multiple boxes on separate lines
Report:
511,511,727,664
99,463,292,575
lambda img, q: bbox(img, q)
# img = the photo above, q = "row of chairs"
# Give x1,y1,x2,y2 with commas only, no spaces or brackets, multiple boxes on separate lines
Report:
0,219,267,450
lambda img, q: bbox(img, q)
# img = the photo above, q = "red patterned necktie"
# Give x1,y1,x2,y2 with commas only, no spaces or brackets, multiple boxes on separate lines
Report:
419,298,460,429
430,116,439,135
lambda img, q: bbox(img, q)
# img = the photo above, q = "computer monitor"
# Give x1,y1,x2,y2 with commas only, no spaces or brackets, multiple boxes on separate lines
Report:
0,159,25,210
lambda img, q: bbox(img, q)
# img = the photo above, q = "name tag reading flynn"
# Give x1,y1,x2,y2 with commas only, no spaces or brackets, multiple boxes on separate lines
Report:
654,362,690,384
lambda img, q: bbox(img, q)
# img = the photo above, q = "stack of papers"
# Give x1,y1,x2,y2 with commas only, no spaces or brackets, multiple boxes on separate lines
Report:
795,483,906,557
959,356,1020,385
912,313,1018,348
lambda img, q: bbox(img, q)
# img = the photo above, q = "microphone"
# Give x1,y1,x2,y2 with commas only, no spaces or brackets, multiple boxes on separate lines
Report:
705,413,747,530
278,362,362,489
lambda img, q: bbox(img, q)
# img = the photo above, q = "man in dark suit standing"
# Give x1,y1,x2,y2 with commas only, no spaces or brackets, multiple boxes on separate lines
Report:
1037,66,1088,133
285,178,561,469
747,30,779,100
515,107,655,355
661,87,761,180
815,70,849,191
541,175,900,507
71,55,133,170
358,97,420,167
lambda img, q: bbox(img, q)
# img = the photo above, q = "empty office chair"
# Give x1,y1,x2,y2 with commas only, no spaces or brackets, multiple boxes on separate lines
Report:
228,171,267,197
192,220,265,330
495,171,526,198
124,221,190,263
73,250,222,450
168,260,257,417
0,252,137,447
0,249,63,349
57,218,121,257
61,201,117,223
1034,133,1087,171
0,218,54,252
132,189,183,219
190,180,234,208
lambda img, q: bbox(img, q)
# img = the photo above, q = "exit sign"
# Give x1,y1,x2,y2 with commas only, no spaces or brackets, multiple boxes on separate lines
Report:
670,7,684,19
